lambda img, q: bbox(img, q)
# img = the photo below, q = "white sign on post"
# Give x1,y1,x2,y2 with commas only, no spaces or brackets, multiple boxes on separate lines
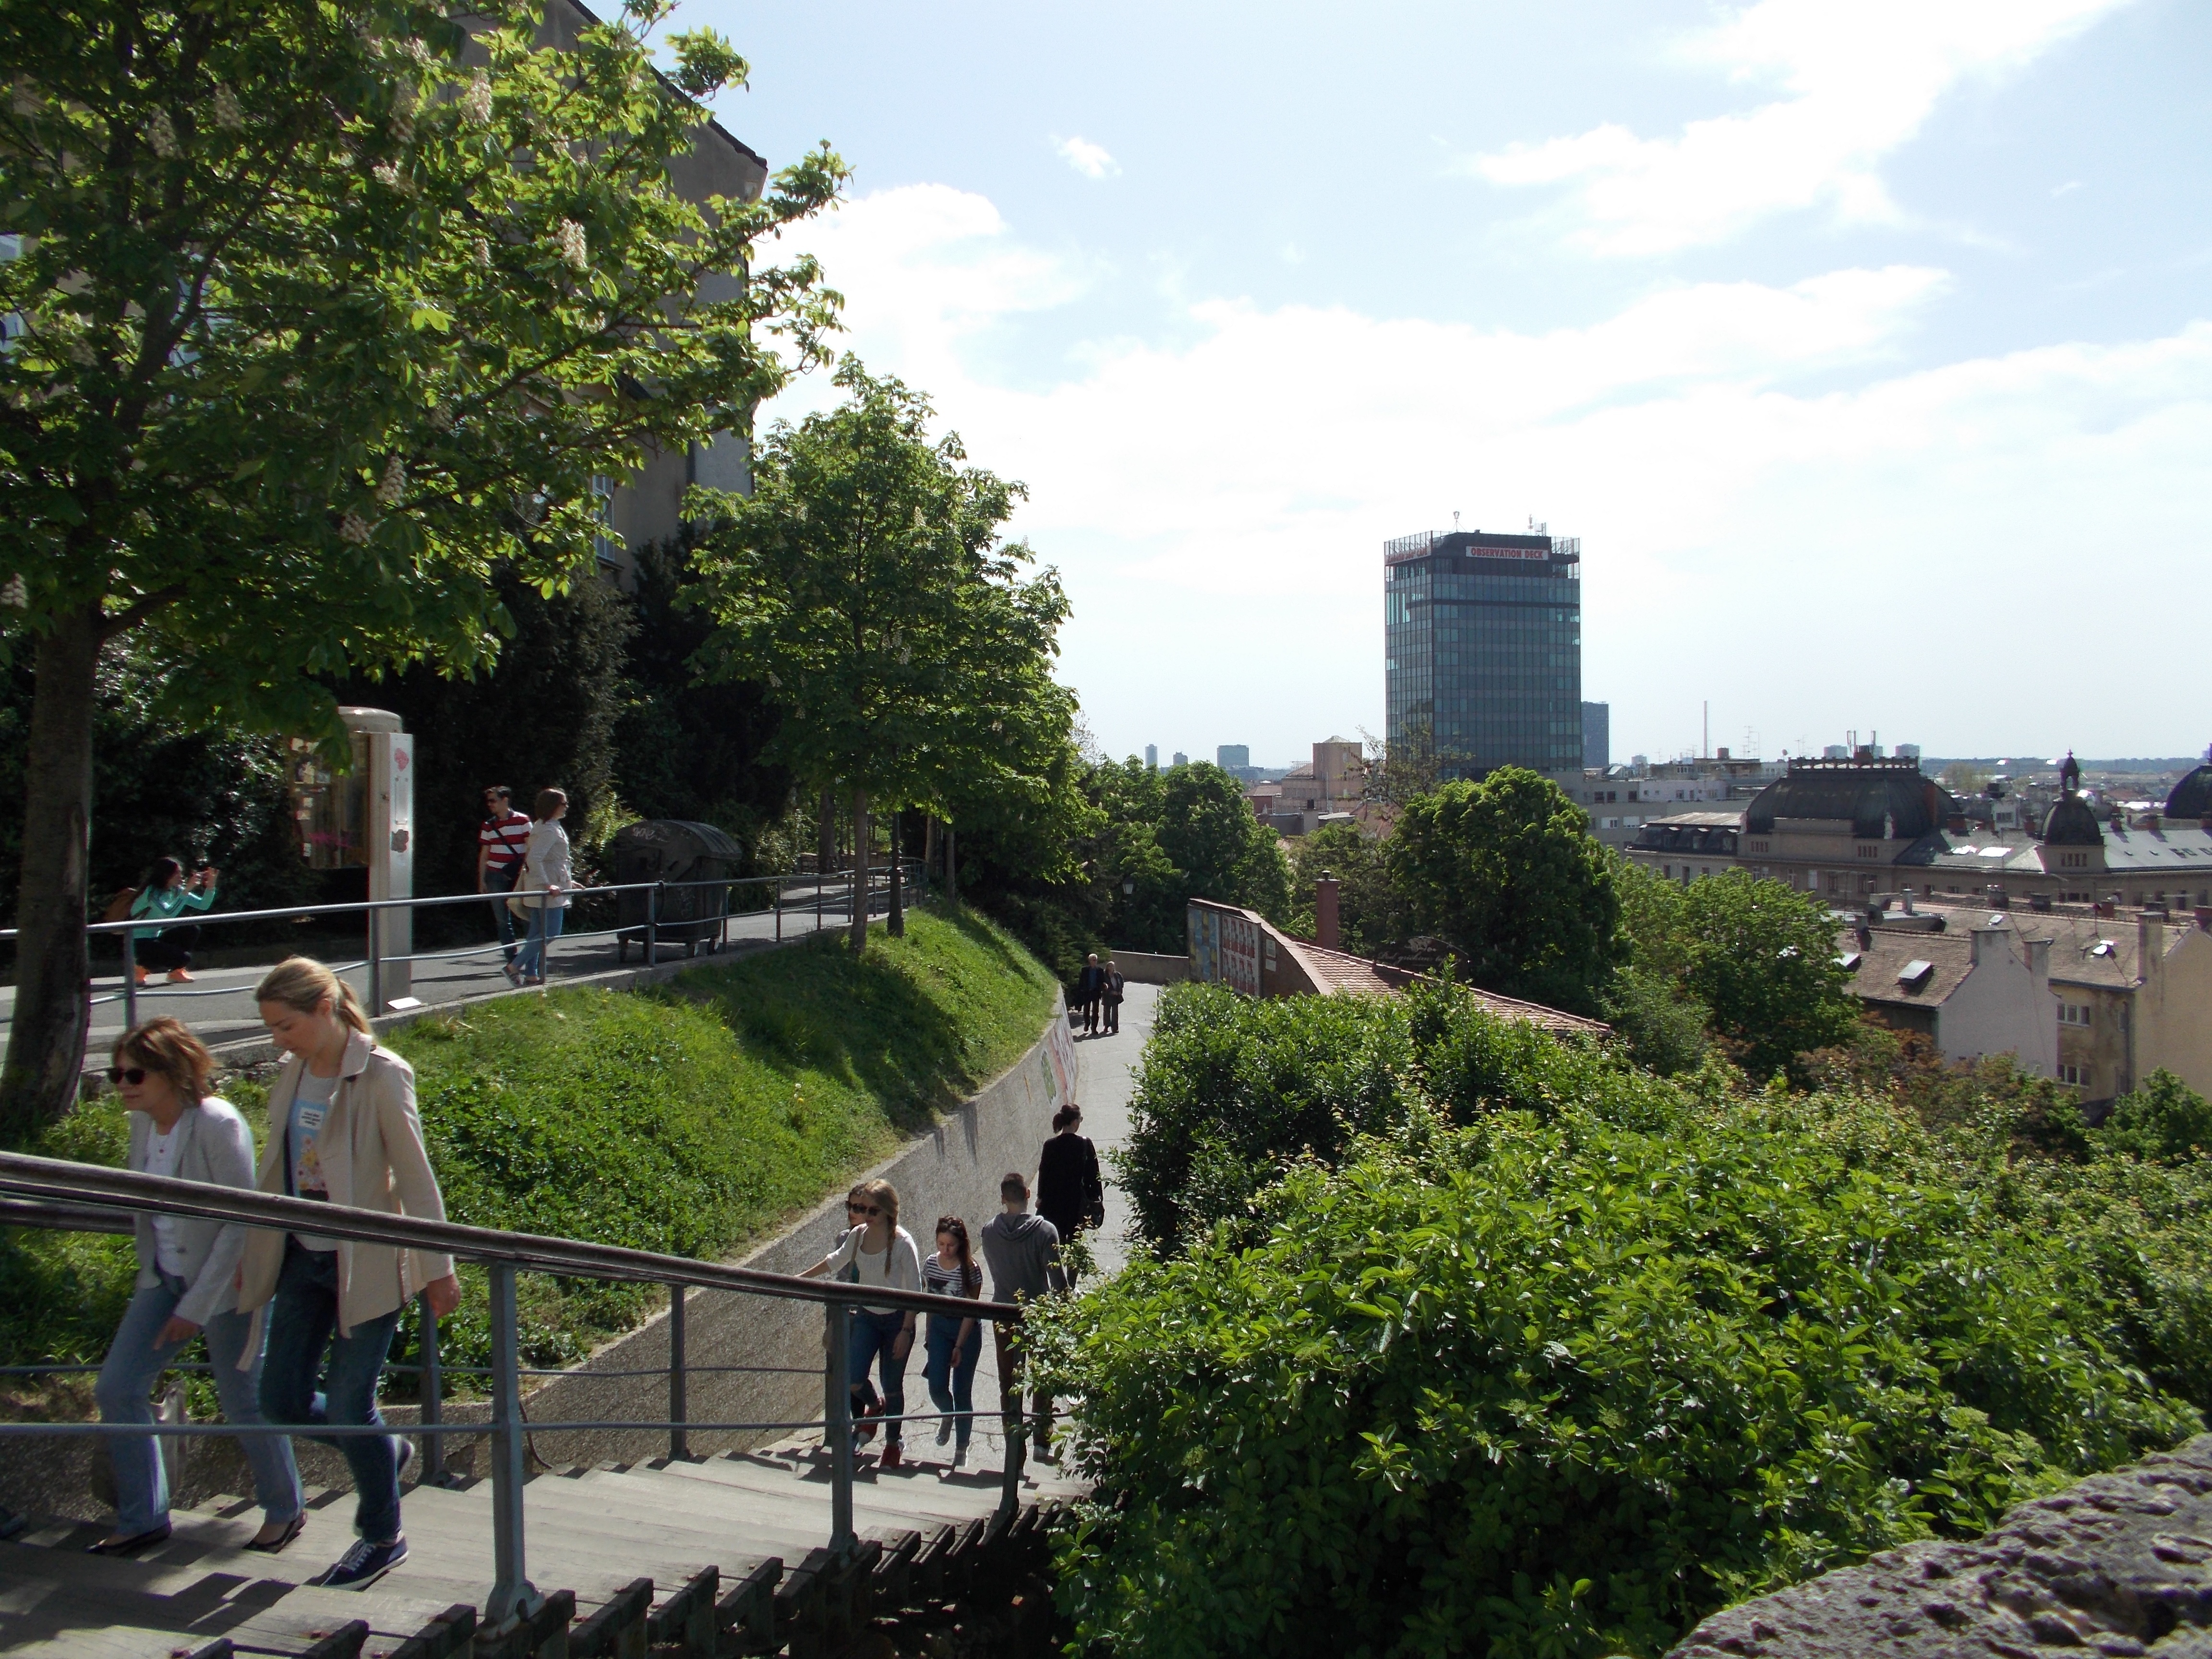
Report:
368,728,414,1008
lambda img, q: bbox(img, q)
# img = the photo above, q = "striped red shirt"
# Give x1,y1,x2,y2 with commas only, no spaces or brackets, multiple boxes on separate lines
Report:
480,809,531,868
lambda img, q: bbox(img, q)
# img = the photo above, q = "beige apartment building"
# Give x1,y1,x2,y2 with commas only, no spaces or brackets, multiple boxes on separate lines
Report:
1247,739,1382,835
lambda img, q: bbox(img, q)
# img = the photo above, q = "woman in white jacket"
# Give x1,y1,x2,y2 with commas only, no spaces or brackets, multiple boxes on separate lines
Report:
505,787,571,987
91,1019,302,1555
238,958,461,1591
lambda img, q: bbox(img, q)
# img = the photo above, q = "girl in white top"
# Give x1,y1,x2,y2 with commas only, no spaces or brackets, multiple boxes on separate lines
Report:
506,787,572,987
803,1178,923,1467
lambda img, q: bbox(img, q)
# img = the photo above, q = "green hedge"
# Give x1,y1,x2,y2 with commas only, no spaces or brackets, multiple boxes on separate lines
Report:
1048,982,2211,1659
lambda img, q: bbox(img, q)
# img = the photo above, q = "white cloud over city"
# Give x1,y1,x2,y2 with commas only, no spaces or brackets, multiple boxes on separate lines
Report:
1466,0,2131,255
1053,136,1118,179
762,180,2212,760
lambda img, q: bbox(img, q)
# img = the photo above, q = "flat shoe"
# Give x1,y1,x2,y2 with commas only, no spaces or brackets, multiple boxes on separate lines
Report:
165,968,195,982
245,1512,306,1554
89,1524,171,1555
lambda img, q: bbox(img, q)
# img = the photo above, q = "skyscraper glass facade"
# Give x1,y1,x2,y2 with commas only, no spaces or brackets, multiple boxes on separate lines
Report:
1384,530,1582,776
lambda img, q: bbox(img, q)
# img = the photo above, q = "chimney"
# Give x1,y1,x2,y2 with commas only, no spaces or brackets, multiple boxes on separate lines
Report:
1315,873,1341,951
2196,905,2212,932
1855,924,1873,951
1901,888,1916,914
2140,914,2166,986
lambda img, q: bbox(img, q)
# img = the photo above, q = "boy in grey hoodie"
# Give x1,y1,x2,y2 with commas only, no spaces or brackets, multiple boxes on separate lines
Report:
980,1172,1061,1458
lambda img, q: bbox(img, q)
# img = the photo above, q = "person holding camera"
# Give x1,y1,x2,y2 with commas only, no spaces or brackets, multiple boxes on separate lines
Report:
128,858,219,984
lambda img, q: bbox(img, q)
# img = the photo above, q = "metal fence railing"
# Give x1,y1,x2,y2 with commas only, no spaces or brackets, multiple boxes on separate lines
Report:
1,860,924,1029
0,1150,1030,1639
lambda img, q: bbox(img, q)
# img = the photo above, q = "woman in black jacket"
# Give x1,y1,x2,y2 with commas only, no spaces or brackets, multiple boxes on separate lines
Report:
1034,1104,1104,1283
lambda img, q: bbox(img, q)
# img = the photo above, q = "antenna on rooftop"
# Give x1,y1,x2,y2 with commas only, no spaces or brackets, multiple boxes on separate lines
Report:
1453,510,1461,531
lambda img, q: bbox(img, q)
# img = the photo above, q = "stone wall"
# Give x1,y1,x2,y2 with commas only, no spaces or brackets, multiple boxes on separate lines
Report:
1669,1433,2212,1658
1105,951,1188,986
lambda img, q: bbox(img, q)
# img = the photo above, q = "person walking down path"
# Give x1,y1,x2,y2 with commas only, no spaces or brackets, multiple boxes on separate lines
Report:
980,1174,1061,1463
921,1216,985,1470
802,1178,923,1470
1099,958,1126,1036
1075,952,1105,1037
506,788,572,988
91,1018,304,1557
1035,1104,1104,1287
129,859,219,984
239,958,462,1591
476,786,532,965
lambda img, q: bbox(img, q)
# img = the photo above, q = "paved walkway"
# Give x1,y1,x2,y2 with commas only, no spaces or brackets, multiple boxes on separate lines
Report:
0,881,870,1062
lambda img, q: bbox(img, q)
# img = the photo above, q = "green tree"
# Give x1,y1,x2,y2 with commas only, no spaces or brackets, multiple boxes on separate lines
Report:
1600,852,1709,1074
1677,869,1857,1083
2097,1070,2212,1165
0,0,842,1133
1158,762,1293,926
692,361,1068,953
1386,766,1622,1014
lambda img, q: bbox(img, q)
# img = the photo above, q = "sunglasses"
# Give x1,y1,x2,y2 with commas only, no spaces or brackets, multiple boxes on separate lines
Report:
107,1066,151,1086
847,1202,880,1216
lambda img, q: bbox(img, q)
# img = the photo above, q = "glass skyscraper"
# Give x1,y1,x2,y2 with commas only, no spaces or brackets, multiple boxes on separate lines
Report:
1383,529,1582,777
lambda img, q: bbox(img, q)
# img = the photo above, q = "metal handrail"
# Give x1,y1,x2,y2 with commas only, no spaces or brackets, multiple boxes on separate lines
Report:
0,1152,1012,1323
10,857,923,1029
0,1148,1036,1636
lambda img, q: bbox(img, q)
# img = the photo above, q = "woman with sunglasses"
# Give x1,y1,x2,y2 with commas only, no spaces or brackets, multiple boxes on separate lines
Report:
802,1178,922,1468
90,1019,303,1556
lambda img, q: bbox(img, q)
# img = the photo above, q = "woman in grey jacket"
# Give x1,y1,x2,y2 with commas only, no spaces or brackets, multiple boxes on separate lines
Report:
91,1019,302,1555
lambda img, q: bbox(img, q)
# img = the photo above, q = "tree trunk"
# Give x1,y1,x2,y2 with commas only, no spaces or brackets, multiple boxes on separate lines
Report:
946,822,958,907
887,807,905,938
818,786,836,876
922,815,938,897
848,788,870,954
0,607,103,1141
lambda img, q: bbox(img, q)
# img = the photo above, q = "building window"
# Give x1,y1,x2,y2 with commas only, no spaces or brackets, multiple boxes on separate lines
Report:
2058,1002,2092,1027
2059,1064,2086,1088
1856,844,1879,859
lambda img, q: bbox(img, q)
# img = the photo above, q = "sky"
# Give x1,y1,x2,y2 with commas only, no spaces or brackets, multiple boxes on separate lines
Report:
679,0,2212,769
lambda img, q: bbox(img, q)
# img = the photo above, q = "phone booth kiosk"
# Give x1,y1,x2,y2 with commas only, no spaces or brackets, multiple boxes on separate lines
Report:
286,707,415,1013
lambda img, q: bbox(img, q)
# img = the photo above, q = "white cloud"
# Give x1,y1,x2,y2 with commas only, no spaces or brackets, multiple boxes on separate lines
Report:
1054,135,1118,179
1466,0,2130,255
766,185,2212,760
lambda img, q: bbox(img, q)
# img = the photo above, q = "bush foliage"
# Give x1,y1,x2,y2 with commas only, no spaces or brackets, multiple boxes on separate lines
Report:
1054,982,2210,1659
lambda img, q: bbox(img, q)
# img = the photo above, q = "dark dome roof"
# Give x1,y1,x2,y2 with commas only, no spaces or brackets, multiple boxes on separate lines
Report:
2168,764,2212,821
2041,795,2104,846
1745,763,1945,840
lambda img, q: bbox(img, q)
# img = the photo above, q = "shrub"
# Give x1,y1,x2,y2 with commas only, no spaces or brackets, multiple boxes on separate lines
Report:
2096,1070,2212,1165
1044,1099,2201,1659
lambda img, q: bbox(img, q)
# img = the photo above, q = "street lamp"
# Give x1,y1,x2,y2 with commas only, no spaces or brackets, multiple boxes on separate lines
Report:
1121,878,1134,896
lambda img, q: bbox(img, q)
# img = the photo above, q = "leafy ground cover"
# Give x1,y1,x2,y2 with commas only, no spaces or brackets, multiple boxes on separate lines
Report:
1,903,1058,1391
1039,979,2212,1659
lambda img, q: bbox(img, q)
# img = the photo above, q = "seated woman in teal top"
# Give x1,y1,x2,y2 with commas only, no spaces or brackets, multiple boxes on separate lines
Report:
130,857,218,984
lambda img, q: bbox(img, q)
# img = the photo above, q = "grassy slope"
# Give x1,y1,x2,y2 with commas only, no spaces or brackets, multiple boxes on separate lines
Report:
1,904,1058,1385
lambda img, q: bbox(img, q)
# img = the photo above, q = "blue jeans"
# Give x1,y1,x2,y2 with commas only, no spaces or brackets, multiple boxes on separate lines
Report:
848,1310,910,1446
512,903,565,979
485,864,522,962
260,1240,406,1542
96,1272,302,1536
923,1315,982,1450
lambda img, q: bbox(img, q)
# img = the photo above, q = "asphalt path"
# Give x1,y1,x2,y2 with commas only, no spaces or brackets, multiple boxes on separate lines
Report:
0,880,870,1062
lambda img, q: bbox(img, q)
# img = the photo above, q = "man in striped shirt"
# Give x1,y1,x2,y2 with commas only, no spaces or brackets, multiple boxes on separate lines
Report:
477,786,532,962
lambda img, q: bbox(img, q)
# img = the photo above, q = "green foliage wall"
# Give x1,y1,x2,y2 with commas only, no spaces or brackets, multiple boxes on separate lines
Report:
1049,986,2212,1659
0,643,322,934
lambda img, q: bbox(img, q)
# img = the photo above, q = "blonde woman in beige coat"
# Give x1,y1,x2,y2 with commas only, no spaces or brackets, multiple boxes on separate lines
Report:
238,958,460,1591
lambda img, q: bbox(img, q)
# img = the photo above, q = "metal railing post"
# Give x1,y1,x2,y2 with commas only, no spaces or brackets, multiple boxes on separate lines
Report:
1001,1339,1026,1515
419,1293,446,1486
646,881,660,968
816,870,823,934
367,900,383,1017
824,1301,854,1554
775,875,782,943
668,1284,688,1462
121,931,138,1031
484,1262,541,1630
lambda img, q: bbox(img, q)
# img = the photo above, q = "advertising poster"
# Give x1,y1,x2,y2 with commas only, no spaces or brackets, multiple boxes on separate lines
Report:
1220,911,1262,997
